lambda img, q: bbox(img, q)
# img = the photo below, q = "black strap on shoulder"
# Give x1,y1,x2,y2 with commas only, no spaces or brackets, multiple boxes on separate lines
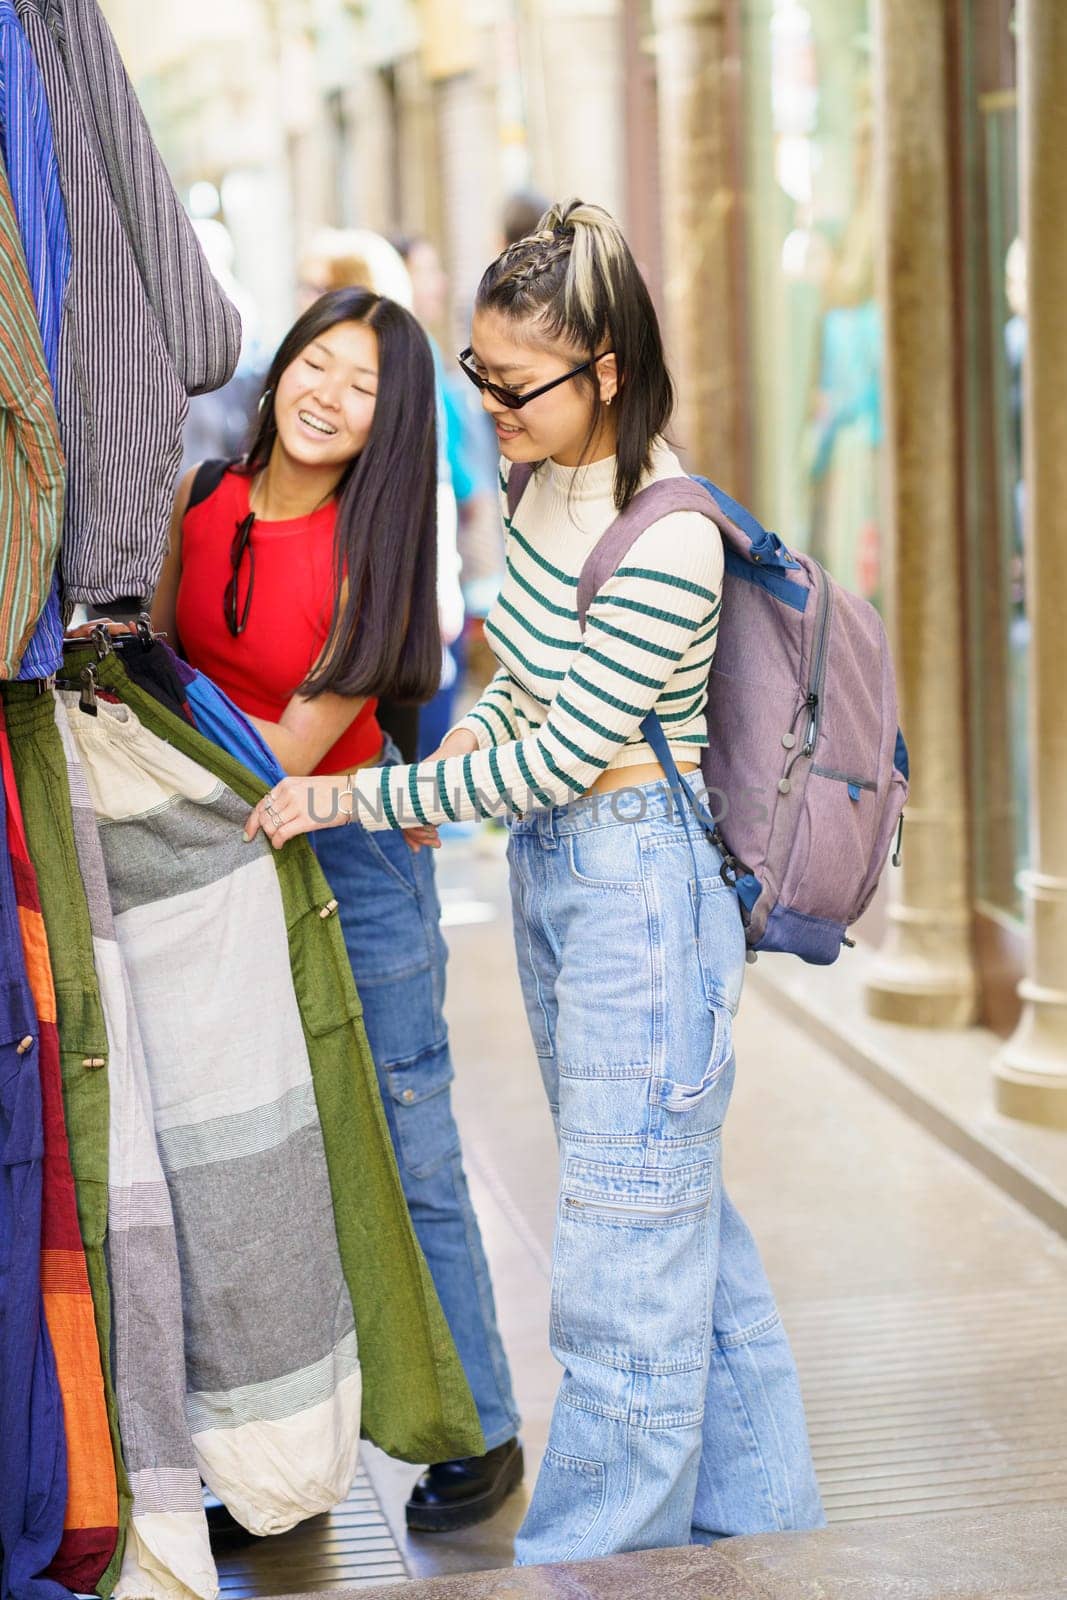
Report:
187,458,231,511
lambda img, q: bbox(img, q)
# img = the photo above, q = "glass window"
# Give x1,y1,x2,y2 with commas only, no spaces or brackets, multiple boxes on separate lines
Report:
741,0,884,607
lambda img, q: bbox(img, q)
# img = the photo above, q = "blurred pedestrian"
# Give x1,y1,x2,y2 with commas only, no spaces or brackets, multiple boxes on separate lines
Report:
393,231,503,751
500,188,551,250
247,202,825,1563
151,287,523,1530
181,218,268,472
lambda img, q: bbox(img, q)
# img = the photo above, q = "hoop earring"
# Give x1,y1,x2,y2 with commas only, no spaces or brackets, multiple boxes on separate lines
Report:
604,394,614,408
257,387,274,414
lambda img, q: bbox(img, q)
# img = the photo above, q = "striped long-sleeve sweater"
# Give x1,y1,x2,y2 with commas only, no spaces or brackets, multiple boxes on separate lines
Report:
352,441,722,829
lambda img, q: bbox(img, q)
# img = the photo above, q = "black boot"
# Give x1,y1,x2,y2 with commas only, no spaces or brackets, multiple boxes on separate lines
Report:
405,1438,524,1532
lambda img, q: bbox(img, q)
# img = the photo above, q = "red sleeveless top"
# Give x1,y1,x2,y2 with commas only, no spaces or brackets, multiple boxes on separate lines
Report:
175,468,382,775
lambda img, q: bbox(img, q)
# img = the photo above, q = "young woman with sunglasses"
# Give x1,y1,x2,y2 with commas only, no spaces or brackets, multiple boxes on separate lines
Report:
151,287,524,1531
245,205,824,1563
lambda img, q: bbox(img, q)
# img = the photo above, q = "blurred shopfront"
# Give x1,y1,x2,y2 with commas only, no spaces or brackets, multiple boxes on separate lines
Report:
101,0,1066,1124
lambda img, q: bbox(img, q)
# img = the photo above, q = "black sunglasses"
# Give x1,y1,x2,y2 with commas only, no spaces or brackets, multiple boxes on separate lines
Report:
223,513,256,637
457,347,614,411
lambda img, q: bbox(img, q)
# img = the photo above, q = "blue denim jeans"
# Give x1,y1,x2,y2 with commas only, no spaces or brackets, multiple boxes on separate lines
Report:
507,781,824,1564
314,813,519,1455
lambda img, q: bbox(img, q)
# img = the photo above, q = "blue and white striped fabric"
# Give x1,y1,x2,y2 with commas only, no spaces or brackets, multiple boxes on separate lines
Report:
0,0,70,679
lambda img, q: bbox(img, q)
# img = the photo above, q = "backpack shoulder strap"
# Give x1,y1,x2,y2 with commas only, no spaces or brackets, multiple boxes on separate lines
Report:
576,478,720,628
504,461,535,521
187,458,231,511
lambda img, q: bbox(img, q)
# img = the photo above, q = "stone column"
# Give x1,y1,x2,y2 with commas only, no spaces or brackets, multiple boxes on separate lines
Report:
651,0,742,484
863,0,978,1028
994,0,1067,1126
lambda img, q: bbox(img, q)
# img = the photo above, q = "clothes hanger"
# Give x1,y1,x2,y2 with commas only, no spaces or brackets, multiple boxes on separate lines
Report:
57,615,165,715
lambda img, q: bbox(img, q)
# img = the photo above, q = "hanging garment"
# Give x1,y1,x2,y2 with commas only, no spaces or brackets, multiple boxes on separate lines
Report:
12,0,220,609
0,153,63,679
34,0,240,396
93,635,193,726
181,672,282,787
73,646,485,1464
0,3,68,678
119,639,283,789
0,705,118,1591
0,704,68,1600
53,695,218,1600
61,690,363,1536
3,683,131,1594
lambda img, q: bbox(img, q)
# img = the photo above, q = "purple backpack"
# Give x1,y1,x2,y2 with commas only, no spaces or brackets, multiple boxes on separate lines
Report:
507,466,908,965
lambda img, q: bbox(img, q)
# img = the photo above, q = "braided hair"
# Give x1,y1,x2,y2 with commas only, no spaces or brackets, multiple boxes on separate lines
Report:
476,200,675,510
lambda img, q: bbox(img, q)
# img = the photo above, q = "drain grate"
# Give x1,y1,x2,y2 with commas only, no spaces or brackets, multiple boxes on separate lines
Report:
211,1469,407,1596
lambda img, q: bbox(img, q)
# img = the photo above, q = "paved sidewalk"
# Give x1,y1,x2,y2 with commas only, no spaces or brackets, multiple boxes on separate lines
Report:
361,833,1067,1581
212,832,1067,1594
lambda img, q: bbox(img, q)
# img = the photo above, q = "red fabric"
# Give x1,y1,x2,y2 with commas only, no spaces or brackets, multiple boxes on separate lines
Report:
176,469,382,775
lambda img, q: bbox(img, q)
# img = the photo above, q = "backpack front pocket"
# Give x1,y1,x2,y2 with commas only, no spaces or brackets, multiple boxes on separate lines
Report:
777,768,879,924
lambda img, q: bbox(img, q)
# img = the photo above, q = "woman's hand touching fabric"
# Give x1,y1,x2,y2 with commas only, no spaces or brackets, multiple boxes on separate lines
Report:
244,775,351,849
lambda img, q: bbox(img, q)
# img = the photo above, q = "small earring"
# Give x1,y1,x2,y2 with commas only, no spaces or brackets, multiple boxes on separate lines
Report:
605,394,613,408
257,387,274,414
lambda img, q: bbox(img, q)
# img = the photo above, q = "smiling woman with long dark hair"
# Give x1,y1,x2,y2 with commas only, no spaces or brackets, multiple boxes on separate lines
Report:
151,286,523,1531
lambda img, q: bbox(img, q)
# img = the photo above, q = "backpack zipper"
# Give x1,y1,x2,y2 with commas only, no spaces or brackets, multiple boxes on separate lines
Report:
802,563,834,756
782,564,834,787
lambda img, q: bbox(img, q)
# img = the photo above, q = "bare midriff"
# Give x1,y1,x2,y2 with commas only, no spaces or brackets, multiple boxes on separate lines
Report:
586,760,699,798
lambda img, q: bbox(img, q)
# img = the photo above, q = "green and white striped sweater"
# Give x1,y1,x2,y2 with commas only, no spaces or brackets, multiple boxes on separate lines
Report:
351,440,723,829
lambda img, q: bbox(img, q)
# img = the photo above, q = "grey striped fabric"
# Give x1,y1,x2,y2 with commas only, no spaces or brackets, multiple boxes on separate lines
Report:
17,0,240,604
53,696,218,1600
36,0,240,392
15,0,183,606
63,693,363,1539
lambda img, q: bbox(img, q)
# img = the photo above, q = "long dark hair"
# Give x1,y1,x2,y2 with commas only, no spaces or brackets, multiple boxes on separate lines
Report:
240,287,440,702
475,199,674,511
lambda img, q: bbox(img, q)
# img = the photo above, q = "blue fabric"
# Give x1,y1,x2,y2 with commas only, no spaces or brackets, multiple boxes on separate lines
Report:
428,337,453,487
0,749,69,1600
692,475,802,573
183,672,284,788
417,637,466,762
442,371,497,506
0,1,71,679
723,548,809,612
506,780,823,1561
894,727,910,783
756,903,846,965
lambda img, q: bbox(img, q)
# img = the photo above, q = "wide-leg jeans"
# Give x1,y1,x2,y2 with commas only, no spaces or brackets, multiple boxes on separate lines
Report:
506,781,824,1563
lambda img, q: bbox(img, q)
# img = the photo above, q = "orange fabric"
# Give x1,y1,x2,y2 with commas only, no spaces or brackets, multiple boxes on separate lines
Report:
40,1281,117,1530
16,903,55,1023
39,1247,96,1295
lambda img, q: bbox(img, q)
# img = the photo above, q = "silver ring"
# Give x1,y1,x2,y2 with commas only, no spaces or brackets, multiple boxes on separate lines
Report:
264,803,281,826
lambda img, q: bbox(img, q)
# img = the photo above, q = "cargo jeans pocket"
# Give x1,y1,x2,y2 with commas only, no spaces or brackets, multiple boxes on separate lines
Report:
653,1000,735,1116
385,1040,461,1179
